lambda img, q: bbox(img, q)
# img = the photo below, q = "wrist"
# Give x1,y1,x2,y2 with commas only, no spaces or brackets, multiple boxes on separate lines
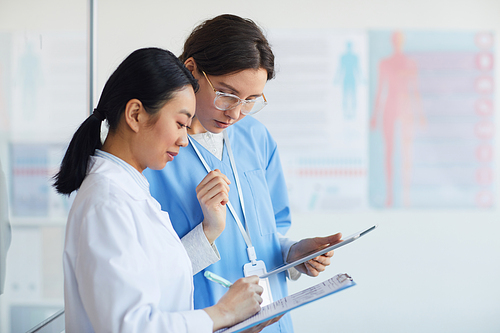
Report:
204,303,234,331
202,220,223,245
286,242,299,264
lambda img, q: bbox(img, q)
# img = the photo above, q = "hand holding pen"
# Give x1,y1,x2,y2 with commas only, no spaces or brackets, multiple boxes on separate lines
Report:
204,271,284,332
203,271,263,328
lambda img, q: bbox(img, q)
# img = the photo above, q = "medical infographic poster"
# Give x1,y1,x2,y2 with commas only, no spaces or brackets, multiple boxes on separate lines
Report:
10,143,71,218
9,32,87,142
5,32,86,217
369,31,495,209
255,31,369,212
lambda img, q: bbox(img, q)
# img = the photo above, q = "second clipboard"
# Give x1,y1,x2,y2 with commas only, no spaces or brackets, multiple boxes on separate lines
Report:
258,224,378,278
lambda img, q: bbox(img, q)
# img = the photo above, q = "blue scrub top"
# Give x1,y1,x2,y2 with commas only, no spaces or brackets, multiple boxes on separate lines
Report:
144,116,294,333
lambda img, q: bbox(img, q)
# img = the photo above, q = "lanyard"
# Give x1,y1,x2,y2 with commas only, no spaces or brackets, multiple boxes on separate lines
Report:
188,130,257,264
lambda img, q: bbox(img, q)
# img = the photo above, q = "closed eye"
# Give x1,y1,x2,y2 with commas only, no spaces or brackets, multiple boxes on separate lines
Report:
178,122,191,130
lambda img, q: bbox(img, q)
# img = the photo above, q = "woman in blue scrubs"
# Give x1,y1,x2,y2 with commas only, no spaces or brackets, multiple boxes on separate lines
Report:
144,15,342,333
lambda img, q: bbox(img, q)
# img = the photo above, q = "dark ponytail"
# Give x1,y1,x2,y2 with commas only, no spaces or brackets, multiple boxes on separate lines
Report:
53,47,198,195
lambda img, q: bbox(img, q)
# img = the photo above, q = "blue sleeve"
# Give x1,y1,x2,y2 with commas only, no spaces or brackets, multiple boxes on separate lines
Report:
265,136,292,236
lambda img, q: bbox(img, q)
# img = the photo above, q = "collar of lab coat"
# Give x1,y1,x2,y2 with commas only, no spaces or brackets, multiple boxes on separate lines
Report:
88,155,154,203
87,155,177,237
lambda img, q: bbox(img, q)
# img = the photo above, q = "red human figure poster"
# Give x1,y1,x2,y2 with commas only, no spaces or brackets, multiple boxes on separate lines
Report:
369,30,494,208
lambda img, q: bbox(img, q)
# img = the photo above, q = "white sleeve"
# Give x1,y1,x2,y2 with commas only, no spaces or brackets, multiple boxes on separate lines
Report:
181,223,221,275
74,203,214,333
277,233,301,281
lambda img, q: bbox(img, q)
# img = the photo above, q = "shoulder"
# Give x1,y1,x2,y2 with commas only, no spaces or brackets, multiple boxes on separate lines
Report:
230,116,276,146
72,171,127,218
229,116,280,167
232,115,268,133
68,166,147,237
75,157,143,211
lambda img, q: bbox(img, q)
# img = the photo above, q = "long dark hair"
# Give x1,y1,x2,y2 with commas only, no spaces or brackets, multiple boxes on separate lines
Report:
53,47,198,195
179,14,275,80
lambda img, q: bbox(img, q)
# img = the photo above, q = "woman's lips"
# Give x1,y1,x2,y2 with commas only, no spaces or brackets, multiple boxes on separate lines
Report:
215,120,232,129
167,151,178,161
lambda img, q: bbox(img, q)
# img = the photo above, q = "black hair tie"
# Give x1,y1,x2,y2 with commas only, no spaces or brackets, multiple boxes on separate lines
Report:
92,108,106,122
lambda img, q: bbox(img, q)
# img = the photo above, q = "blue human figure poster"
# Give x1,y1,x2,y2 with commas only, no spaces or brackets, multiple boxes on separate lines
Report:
334,41,363,119
256,30,369,212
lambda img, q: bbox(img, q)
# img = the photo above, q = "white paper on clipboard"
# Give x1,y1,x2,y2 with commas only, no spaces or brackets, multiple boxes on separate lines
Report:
259,224,377,278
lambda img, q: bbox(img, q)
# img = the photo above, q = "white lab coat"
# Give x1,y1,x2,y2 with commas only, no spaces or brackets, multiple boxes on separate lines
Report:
63,155,213,333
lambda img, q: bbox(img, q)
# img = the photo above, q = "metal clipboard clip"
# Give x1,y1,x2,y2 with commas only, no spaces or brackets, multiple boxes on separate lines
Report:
336,273,353,284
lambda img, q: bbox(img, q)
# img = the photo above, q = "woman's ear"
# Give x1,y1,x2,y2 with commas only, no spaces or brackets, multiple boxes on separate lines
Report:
184,57,198,77
123,99,144,133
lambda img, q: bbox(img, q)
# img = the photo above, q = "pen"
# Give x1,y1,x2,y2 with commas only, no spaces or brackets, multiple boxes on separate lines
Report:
204,271,233,288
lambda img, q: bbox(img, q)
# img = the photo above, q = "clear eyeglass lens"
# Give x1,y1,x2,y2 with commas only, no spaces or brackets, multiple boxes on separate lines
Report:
243,99,266,115
214,95,240,110
214,94,266,115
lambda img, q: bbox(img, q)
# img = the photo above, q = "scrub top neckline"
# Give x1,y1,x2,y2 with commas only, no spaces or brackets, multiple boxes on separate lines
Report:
189,131,224,161
188,134,231,168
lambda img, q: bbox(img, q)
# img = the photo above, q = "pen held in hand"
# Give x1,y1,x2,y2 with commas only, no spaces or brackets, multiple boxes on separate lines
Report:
204,271,233,288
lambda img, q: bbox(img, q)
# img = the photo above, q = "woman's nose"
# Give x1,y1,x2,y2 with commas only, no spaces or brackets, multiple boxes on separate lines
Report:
224,104,243,120
178,132,189,147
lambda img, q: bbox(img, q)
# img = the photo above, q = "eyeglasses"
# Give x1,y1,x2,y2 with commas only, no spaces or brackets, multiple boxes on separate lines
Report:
202,71,267,116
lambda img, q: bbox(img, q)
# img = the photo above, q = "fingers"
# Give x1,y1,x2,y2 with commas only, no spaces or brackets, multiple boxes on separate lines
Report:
197,170,230,193
322,250,334,258
238,276,264,295
197,170,231,243
304,260,324,276
304,252,333,276
200,188,229,207
240,276,263,306
329,232,343,243
196,169,230,206
314,253,332,265
308,233,342,251
242,275,260,284
241,315,284,333
196,169,230,189
321,232,342,247
269,315,283,325
232,276,264,303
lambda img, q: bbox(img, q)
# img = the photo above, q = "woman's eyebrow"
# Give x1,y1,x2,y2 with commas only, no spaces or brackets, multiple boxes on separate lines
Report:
178,109,193,119
217,82,263,99
217,81,240,95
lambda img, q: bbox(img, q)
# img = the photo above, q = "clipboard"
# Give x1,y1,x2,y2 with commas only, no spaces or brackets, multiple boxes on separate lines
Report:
216,273,356,333
259,224,377,278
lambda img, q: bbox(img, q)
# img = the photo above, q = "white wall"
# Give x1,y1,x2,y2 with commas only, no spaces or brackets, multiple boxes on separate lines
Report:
0,1,87,331
94,1,500,332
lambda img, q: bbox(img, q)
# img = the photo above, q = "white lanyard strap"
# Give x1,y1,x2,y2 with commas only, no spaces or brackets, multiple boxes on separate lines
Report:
222,130,248,224
188,134,257,263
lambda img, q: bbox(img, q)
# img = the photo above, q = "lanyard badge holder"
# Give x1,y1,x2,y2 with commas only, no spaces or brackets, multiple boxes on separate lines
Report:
189,131,274,306
243,247,274,307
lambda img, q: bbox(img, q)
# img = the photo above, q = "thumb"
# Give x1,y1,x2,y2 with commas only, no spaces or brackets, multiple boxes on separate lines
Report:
322,232,342,245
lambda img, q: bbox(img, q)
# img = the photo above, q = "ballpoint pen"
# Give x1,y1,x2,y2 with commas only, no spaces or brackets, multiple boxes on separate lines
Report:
204,271,233,288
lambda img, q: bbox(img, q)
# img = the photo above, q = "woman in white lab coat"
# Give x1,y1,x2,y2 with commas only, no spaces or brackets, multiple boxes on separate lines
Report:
53,47,265,333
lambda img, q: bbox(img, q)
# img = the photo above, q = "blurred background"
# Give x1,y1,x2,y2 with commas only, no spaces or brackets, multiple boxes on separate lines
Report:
0,0,499,332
